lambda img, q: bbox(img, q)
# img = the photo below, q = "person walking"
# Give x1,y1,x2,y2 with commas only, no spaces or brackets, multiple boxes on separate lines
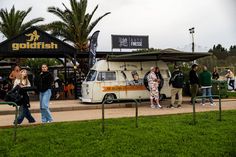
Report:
225,69,235,91
13,69,35,124
199,66,215,106
147,67,162,109
189,64,200,104
168,65,184,108
37,64,54,123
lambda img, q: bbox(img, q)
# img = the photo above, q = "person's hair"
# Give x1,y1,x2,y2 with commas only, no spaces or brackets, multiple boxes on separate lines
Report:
13,65,20,71
41,64,48,67
191,64,198,69
150,67,155,71
19,69,30,85
203,66,207,71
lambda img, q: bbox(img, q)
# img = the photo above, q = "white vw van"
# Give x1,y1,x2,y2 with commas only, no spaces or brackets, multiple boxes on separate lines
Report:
81,60,171,103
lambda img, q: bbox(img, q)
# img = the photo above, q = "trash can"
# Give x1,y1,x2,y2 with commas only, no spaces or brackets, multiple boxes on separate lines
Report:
212,80,228,98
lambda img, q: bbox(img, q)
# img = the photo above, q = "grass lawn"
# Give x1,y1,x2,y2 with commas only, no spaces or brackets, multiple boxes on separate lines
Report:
0,110,236,157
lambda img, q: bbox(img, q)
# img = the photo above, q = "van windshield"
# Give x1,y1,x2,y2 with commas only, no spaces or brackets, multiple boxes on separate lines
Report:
86,70,97,81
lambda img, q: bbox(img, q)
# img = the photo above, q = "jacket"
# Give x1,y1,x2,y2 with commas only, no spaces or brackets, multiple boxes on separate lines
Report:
199,71,212,87
37,72,53,92
189,69,199,85
169,70,184,88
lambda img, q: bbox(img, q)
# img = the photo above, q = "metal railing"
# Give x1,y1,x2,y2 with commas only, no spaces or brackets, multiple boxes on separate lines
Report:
102,98,139,133
192,95,221,125
0,102,18,142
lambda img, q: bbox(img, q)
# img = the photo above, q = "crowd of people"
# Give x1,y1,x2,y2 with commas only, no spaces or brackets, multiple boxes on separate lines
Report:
1,63,235,124
147,64,235,109
2,64,54,124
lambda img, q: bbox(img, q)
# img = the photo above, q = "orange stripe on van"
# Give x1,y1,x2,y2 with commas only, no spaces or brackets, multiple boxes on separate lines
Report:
102,85,146,92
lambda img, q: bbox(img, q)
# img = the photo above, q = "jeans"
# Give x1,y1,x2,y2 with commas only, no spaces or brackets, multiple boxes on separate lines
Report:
40,89,53,123
201,87,213,104
17,105,35,124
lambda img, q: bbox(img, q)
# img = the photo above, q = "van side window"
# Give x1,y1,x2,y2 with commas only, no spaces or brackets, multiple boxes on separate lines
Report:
97,72,116,81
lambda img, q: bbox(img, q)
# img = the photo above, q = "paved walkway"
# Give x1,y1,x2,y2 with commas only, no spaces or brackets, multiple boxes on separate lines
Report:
0,98,235,127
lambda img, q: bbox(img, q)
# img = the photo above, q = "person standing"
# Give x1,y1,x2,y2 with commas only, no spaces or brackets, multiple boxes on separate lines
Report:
37,64,54,123
189,64,200,104
225,69,235,91
199,66,215,106
13,69,35,124
147,67,162,109
212,67,219,80
155,66,164,99
9,65,21,84
168,65,184,108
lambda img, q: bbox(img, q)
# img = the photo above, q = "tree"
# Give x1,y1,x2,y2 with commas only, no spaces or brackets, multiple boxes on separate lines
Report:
209,44,228,60
229,45,236,55
0,5,44,39
44,0,110,51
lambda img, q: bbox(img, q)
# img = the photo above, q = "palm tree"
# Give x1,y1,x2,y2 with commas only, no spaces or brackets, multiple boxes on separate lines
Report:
0,5,44,39
45,0,110,51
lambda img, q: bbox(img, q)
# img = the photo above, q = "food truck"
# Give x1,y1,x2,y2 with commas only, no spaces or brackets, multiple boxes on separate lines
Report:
81,60,171,103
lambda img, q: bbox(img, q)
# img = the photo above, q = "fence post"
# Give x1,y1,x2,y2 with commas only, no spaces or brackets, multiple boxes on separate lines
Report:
13,105,18,142
0,102,18,143
102,100,105,133
192,97,196,125
219,96,222,121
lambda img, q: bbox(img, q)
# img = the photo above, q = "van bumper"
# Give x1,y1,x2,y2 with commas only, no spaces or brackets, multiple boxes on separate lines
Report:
81,98,92,103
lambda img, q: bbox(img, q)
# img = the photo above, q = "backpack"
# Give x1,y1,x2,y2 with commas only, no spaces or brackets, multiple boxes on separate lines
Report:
171,72,184,88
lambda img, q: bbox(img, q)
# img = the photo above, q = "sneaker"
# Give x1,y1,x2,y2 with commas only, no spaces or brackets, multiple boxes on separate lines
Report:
29,120,36,123
56,94,60,99
177,105,181,108
167,104,174,108
210,103,215,106
156,104,163,109
150,105,156,109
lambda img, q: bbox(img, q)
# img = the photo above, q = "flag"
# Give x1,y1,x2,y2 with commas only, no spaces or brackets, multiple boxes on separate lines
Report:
89,31,100,68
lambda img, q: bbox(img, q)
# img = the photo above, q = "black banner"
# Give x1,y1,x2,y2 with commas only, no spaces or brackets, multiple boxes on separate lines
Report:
89,31,100,68
112,35,149,49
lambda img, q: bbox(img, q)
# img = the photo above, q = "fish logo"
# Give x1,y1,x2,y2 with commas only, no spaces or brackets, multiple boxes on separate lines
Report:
25,30,40,42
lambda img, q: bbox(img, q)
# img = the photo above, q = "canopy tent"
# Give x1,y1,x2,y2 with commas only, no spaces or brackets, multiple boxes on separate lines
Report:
106,49,212,62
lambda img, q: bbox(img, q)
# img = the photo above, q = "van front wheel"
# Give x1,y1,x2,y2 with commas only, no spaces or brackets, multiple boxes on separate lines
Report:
103,94,115,104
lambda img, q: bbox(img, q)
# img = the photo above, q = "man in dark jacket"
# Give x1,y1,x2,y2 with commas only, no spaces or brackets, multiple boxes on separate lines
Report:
199,66,214,106
168,65,184,108
189,64,199,104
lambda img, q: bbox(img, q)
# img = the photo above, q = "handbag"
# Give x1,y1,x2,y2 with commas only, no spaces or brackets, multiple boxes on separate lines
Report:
4,85,23,105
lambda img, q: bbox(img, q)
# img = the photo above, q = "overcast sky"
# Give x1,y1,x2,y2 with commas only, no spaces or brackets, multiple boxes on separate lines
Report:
1,0,235,52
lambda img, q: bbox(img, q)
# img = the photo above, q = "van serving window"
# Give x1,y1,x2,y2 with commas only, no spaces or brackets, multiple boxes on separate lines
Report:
97,72,116,81
86,70,97,81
